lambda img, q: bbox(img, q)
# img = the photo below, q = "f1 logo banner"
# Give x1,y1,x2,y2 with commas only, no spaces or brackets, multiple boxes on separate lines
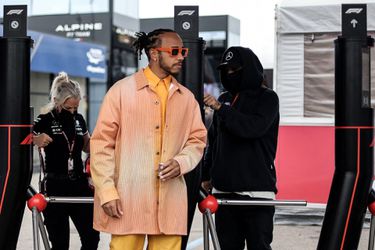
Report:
174,6,199,39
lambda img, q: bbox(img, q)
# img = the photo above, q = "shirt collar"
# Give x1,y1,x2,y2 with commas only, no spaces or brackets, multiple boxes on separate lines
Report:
143,66,172,89
135,69,183,95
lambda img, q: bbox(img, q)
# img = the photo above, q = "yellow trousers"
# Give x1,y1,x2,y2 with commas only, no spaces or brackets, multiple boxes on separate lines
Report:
110,234,181,250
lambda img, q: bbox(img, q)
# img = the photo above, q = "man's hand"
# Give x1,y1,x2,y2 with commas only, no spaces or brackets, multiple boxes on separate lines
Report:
158,159,181,181
102,199,123,218
33,133,53,148
204,94,221,111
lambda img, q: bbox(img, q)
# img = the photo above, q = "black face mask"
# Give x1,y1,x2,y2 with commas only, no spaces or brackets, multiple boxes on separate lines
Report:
59,108,76,122
221,69,242,95
58,109,77,139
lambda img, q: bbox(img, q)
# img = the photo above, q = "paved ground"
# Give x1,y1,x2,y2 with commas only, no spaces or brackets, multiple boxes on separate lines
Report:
17,210,372,250
16,173,372,249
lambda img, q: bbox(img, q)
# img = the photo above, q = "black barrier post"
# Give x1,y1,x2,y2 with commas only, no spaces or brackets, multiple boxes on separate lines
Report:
318,4,374,250
0,5,33,250
174,6,205,250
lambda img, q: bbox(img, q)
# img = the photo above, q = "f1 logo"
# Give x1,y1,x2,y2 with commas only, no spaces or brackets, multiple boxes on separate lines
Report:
6,9,24,15
345,8,363,14
178,10,195,16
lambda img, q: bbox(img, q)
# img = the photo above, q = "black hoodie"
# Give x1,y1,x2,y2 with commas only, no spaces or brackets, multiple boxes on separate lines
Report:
203,46,280,193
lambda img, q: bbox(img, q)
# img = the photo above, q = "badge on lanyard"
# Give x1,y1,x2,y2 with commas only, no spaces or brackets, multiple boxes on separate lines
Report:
68,157,74,171
62,131,75,178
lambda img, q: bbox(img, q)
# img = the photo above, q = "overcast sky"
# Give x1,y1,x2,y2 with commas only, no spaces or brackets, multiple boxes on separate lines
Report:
138,0,280,68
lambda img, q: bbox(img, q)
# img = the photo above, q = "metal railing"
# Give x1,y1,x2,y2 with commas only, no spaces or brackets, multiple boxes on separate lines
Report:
198,190,307,250
26,186,94,250
26,186,375,250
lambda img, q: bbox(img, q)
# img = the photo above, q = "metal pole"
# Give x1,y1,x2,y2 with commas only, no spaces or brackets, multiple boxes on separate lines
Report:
46,197,94,203
205,209,221,250
32,207,40,250
37,213,50,250
369,214,375,250
203,213,210,250
217,199,307,206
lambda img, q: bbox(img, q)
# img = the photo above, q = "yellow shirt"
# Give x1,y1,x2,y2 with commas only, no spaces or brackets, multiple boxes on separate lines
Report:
144,67,171,166
144,66,171,132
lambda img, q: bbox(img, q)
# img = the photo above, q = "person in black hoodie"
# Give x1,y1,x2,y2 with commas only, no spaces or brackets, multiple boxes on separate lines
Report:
202,46,279,250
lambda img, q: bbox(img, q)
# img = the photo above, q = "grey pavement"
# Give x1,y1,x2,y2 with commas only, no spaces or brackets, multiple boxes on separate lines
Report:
16,173,372,249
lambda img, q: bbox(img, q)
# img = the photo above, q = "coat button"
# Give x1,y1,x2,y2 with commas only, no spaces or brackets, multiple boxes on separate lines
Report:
155,101,159,105
156,125,160,129
156,152,160,155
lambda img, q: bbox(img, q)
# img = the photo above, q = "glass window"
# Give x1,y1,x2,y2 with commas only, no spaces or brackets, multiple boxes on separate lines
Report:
112,48,137,83
199,31,226,48
227,31,240,48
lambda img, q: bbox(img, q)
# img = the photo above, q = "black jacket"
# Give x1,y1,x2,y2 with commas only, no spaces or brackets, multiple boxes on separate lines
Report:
33,110,88,176
203,46,280,193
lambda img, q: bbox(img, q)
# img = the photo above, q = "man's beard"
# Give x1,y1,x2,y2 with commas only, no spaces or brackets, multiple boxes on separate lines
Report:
159,56,181,77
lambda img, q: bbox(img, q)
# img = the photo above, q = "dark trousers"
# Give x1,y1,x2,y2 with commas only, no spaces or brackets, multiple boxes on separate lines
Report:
214,193,275,250
43,177,99,250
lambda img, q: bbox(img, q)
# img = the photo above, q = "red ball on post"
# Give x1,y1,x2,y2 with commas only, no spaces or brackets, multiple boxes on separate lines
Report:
369,201,375,215
27,193,47,212
198,194,219,214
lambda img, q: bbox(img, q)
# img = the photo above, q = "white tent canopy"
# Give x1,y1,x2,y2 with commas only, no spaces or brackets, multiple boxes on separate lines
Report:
275,0,375,125
278,0,375,34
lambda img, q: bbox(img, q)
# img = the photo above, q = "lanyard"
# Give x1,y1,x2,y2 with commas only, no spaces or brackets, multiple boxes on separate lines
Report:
50,111,76,153
61,131,75,158
62,131,75,172
231,93,240,106
49,111,77,173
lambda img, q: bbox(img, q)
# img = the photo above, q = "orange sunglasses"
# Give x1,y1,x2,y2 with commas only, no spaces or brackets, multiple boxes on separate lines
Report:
155,47,189,57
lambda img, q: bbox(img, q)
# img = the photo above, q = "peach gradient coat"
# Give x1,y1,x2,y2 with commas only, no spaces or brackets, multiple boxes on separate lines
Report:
90,70,207,235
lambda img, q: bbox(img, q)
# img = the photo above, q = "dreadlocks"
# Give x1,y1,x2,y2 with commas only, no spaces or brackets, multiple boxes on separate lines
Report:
133,28,176,60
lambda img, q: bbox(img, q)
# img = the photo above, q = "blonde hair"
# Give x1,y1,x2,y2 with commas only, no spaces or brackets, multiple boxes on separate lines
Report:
41,72,82,114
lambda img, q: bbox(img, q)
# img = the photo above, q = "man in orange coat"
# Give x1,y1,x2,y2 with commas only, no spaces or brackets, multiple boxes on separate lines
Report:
90,29,207,250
